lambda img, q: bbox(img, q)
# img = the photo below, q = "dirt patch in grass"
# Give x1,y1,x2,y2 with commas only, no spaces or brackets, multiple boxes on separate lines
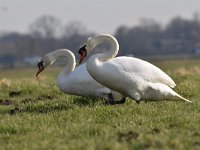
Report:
10,106,21,115
189,131,200,137
192,132,200,137
150,128,160,134
168,123,177,129
0,99,13,106
118,131,139,142
9,91,22,97
193,141,200,147
21,95,56,104
21,98,35,104
36,95,55,100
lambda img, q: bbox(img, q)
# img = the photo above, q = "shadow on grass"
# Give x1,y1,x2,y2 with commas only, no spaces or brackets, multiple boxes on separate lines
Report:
22,101,73,114
0,103,73,115
0,95,107,115
72,96,105,107
8,97,104,114
21,95,57,104
18,96,105,114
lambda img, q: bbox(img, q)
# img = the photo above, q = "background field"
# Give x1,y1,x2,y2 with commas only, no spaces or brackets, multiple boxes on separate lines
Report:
0,58,200,150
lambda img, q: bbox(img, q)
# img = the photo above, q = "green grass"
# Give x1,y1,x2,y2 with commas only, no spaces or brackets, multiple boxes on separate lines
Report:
0,58,200,150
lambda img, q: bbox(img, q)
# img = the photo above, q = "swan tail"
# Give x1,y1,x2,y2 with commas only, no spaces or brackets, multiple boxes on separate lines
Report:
174,93,192,103
148,83,191,102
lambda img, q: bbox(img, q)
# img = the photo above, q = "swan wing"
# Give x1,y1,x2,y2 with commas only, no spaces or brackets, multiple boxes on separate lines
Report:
112,57,176,88
89,57,191,102
87,57,176,99
57,63,123,99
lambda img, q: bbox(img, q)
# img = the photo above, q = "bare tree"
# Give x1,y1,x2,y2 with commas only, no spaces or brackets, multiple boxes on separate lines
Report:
193,12,200,23
29,15,61,39
62,21,88,38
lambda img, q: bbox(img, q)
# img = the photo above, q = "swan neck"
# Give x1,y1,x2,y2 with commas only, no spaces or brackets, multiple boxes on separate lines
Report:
86,35,119,81
92,34,119,61
51,49,76,76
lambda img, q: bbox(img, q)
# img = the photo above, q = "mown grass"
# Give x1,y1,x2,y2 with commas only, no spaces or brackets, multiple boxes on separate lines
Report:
0,58,200,150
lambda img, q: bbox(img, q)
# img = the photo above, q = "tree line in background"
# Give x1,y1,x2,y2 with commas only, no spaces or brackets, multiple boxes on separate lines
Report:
0,13,200,66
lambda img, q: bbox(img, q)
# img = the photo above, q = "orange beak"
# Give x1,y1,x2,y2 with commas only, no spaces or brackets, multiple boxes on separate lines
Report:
36,61,44,77
79,51,87,64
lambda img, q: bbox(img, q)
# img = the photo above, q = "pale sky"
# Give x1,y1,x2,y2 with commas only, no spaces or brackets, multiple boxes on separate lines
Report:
0,0,199,34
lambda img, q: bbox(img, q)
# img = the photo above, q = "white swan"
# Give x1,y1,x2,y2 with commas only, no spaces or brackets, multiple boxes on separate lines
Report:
78,34,191,103
36,49,124,104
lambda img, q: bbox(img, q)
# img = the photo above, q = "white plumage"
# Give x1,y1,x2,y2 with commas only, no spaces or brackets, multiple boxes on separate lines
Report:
37,49,123,100
79,34,191,103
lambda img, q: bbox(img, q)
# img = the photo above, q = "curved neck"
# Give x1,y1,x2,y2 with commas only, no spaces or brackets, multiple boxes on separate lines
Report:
50,49,76,76
91,34,119,61
86,34,119,80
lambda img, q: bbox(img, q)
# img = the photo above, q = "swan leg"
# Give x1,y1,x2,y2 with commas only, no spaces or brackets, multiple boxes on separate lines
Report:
106,93,126,105
106,93,116,105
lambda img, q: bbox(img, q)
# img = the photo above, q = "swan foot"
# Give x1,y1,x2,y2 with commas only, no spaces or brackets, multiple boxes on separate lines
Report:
105,98,126,105
106,93,126,105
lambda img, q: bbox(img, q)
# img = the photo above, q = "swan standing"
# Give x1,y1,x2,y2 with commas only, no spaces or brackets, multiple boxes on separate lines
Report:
78,34,191,103
36,49,125,104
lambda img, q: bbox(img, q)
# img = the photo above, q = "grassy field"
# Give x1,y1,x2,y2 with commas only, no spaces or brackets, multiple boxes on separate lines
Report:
0,58,200,150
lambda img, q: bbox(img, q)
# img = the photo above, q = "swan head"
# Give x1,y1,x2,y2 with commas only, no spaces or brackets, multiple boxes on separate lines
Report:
36,54,55,77
78,37,95,64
